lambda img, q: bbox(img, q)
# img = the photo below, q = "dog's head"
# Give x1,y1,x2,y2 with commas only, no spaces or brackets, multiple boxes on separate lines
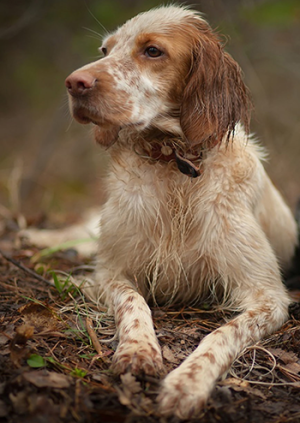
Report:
66,6,251,149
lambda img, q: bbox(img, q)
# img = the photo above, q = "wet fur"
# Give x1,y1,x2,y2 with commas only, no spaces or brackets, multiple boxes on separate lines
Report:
59,6,298,419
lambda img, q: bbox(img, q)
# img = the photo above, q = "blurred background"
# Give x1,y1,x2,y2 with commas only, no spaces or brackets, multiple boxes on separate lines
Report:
0,0,299,227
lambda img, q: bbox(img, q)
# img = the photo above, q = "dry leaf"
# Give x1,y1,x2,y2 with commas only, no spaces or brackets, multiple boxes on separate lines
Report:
283,362,300,374
120,373,141,394
15,324,34,343
23,370,71,389
268,348,299,364
117,373,142,407
222,378,266,399
9,324,34,367
223,377,249,388
162,345,178,363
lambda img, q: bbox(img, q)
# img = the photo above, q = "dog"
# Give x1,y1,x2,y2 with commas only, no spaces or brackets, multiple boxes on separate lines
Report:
40,5,300,419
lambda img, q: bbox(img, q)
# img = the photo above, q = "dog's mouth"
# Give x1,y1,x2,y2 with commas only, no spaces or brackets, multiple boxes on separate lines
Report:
72,106,108,126
72,105,147,131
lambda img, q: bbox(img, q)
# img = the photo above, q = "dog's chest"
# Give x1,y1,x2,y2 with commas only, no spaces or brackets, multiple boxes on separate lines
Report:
107,160,204,247
101,158,215,302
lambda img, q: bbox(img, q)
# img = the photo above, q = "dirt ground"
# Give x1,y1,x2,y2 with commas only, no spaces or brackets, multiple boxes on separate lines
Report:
1,221,300,423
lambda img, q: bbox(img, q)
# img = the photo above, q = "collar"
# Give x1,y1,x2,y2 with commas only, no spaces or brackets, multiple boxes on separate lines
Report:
148,142,202,178
139,140,203,178
134,132,220,178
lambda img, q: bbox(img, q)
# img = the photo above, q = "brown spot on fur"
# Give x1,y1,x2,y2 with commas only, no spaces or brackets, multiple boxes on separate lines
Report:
132,319,140,329
174,382,183,393
202,352,216,364
188,362,202,372
150,345,159,357
187,370,196,382
126,338,138,344
227,320,239,330
124,304,134,313
247,310,256,319
116,307,125,323
104,35,118,53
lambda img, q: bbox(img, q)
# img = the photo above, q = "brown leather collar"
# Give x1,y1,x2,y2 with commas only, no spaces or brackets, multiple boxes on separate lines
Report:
142,142,203,178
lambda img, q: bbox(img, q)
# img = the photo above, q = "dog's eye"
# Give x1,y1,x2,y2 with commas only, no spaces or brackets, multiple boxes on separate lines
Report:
101,47,107,56
145,46,162,58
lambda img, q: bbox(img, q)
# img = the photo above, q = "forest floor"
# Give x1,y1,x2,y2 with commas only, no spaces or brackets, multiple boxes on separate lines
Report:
1,218,300,423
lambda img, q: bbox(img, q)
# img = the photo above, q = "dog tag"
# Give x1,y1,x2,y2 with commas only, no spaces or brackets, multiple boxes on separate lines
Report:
175,152,201,178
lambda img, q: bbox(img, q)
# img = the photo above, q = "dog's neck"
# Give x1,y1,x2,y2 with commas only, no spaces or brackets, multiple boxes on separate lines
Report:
139,130,203,178
120,128,219,178
111,124,221,178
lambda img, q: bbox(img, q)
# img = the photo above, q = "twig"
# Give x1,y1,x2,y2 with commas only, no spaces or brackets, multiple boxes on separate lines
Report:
86,317,102,355
0,248,52,286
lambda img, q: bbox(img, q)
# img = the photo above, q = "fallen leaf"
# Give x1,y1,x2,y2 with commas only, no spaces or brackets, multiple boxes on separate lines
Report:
27,354,46,368
15,324,34,343
120,373,141,394
162,345,178,363
117,373,141,407
221,378,266,399
223,377,249,388
116,388,132,407
9,324,34,367
23,370,71,388
19,302,52,316
283,362,300,374
0,324,15,346
268,348,299,364
256,401,288,415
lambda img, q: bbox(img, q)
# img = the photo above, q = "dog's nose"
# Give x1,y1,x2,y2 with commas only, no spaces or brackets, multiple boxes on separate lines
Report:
65,71,96,96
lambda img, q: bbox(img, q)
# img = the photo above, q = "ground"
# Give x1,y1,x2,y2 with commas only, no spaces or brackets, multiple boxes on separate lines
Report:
1,221,300,423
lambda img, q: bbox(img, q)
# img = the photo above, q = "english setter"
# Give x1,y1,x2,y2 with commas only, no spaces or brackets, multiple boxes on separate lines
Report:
66,5,298,419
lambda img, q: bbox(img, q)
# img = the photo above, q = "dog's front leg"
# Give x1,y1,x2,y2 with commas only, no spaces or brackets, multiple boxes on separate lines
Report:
92,277,163,376
158,212,291,419
158,298,288,419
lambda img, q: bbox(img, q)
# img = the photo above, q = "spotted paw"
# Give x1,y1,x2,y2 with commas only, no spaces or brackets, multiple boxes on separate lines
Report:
157,368,211,419
112,339,163,376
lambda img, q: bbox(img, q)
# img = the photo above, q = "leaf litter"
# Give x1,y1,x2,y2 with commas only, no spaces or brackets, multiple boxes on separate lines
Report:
1,226,300,423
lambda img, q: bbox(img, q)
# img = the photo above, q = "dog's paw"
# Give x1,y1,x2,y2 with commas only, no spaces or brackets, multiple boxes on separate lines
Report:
157,369,211,419
112,339,163,376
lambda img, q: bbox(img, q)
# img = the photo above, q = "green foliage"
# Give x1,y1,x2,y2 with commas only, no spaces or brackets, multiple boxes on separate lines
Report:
51,271,81,300
70,368,87,378
31,238,95,263
28,355,87,379
92,0,125,27
242,0,300,27
45,356,57,365
78,353,97,359
27,354,46,368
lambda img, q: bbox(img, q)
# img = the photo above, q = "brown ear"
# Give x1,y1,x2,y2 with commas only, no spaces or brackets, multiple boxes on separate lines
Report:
180,26,251,148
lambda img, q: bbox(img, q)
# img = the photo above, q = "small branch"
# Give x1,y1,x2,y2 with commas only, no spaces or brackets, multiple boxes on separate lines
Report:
86,317,102,355
0,249,52,286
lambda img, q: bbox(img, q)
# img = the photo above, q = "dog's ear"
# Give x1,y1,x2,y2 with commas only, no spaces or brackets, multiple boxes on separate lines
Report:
180,26,251,148
94,125,120,148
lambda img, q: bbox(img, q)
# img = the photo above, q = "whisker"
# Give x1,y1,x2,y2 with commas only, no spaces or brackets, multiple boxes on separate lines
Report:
83,27,103,41
83,2,109,36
